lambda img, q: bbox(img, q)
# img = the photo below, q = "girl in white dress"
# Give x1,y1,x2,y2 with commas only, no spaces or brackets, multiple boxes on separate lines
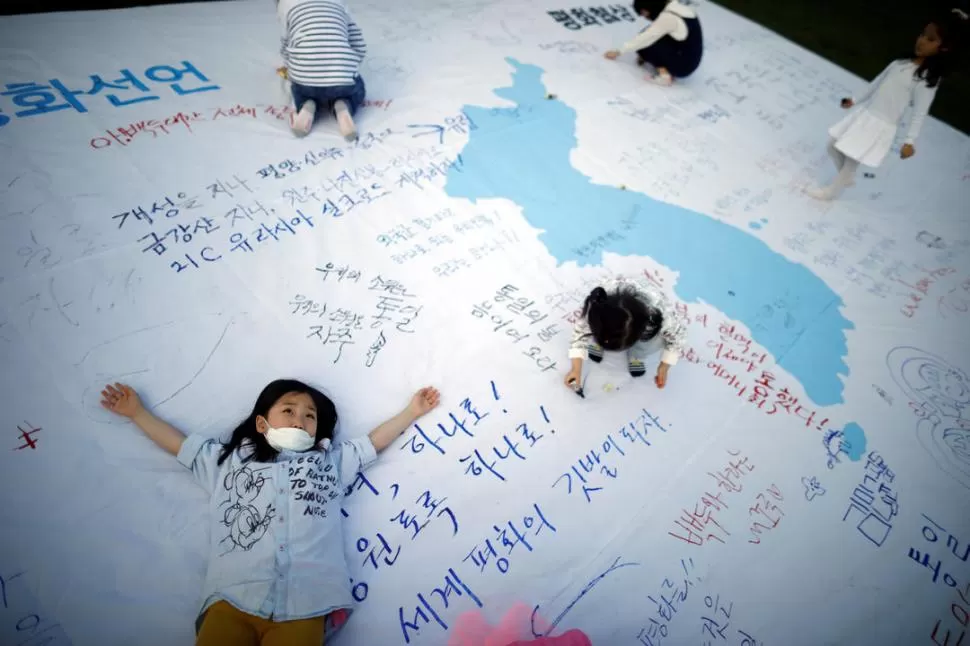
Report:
807,9,968,200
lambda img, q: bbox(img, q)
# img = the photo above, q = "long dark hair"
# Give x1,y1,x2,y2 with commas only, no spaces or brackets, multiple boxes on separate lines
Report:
633,0,670,18
217,379,338,466
581,285,663,351
901,10,968,88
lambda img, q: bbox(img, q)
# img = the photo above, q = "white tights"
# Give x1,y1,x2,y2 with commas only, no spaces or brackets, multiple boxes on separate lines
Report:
810,140,860,200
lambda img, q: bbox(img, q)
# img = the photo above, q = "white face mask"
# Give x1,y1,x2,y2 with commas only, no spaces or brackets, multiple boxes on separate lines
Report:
263,424,315,453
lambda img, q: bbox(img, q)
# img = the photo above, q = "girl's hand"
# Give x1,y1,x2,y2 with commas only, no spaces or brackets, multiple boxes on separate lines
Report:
370,389,440,453
604,50,620,60
564,367,582,390
408,387,440,419
900,143,915,159
100,383,144,418
655,363,671,389
840,98,854,109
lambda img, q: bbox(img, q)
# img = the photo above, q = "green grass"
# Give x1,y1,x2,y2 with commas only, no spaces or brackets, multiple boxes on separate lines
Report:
713,0,970,135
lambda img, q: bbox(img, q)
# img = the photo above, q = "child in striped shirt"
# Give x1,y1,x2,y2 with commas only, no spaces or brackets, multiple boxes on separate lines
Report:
278,0,367,141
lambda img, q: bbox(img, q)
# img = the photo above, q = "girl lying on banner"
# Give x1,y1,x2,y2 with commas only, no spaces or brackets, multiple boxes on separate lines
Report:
101,378,440,646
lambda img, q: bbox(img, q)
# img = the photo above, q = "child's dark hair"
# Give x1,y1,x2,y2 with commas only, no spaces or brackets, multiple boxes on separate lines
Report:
902,9,969,88
581,285,663,351
218,379,338,466
632,0,670,18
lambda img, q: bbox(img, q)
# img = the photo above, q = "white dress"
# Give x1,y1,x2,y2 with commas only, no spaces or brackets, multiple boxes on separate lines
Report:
828,60,939,167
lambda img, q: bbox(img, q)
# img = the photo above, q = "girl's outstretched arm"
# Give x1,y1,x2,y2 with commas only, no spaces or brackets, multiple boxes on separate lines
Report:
369,387,440,453
101,383,186,456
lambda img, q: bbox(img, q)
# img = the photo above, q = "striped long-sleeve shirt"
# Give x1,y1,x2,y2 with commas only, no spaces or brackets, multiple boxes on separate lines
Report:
278,0,366,87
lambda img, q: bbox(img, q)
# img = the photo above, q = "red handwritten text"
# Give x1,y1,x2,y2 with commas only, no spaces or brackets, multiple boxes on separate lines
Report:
930,581,969,646
669,449,754,547
91,100,393,149
896,266,958,318
90,111,205,149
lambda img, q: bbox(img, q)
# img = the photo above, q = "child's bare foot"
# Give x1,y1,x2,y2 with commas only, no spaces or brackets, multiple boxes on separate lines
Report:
290,100,316,137
334,100,357,142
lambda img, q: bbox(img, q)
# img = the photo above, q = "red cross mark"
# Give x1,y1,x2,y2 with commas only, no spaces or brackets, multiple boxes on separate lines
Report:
13,422,41,451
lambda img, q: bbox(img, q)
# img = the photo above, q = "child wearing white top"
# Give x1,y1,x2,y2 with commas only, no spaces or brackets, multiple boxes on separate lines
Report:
604,0,703,85
807,9,968,201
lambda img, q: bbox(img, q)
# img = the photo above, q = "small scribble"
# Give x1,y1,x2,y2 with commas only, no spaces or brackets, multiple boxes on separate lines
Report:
822,422,866,469
872,385,893,405
802,476,825,501
49,277,78,327
531,556,639,638
822,429,847,469
366,330,387,367
80,316,234,422
471,20,522,46
917,231,946,249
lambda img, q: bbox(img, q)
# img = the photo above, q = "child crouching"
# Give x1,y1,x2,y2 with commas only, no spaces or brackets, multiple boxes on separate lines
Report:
278,0,367,141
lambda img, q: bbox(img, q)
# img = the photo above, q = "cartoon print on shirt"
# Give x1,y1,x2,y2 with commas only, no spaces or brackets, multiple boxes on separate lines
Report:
218,464,276,555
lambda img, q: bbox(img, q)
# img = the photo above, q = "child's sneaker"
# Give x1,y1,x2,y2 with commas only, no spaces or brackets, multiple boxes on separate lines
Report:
334,100,358,142
290,100,316,137
628,358,646,377
588,345,603,363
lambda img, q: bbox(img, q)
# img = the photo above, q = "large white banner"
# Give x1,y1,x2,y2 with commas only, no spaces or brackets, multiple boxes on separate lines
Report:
1,1,968,645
